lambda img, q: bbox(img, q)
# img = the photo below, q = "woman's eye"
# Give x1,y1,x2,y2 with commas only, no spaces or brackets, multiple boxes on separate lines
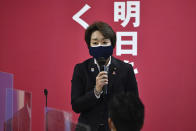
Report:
92,42,98,45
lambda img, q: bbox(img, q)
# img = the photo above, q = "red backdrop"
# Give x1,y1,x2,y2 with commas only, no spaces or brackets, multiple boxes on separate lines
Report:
0,0,196,131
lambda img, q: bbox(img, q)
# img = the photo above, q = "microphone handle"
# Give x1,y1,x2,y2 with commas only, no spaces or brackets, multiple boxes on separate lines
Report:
101,65,108,95
46,95,47,107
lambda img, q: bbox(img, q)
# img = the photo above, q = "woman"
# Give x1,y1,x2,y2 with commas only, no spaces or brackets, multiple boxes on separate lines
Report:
71,21,139,131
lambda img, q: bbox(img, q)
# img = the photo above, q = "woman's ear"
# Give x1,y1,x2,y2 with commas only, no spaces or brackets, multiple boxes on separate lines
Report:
108,117,116,131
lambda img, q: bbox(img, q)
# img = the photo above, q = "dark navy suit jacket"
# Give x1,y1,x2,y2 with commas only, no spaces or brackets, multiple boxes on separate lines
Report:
71,56,139,131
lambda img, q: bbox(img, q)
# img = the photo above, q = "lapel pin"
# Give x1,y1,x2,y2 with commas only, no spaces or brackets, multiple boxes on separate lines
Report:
91,68,95,72
114,67,117,70
112,71,116,75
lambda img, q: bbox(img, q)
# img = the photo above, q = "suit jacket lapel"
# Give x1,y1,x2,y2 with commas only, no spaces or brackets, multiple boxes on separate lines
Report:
88,58,99,85
108,56,118,94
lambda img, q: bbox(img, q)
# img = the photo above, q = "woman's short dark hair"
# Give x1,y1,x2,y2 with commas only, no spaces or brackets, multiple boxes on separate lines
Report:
85,21,116,48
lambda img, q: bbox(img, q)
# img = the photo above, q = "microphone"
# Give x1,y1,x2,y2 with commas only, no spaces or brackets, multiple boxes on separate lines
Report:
96,57,108,95
44,89,48,107
44,89,48,131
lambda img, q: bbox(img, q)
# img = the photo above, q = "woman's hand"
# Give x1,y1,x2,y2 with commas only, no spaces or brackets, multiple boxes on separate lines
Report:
95,71,108,93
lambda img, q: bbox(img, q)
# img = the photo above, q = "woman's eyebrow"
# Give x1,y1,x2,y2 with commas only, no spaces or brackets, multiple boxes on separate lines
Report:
91,38,98,41
91,38,109,41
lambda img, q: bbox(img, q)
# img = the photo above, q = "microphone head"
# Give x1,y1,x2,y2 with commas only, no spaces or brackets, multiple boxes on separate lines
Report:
96,57,106,66
44,89,48,96
96,57,107,71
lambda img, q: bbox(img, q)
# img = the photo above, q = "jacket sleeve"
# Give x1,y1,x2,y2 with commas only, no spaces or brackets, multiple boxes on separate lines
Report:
125,64,139,97
71,64,100,113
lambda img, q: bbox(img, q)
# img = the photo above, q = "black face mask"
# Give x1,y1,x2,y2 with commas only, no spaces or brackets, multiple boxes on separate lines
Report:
89,45,113,59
